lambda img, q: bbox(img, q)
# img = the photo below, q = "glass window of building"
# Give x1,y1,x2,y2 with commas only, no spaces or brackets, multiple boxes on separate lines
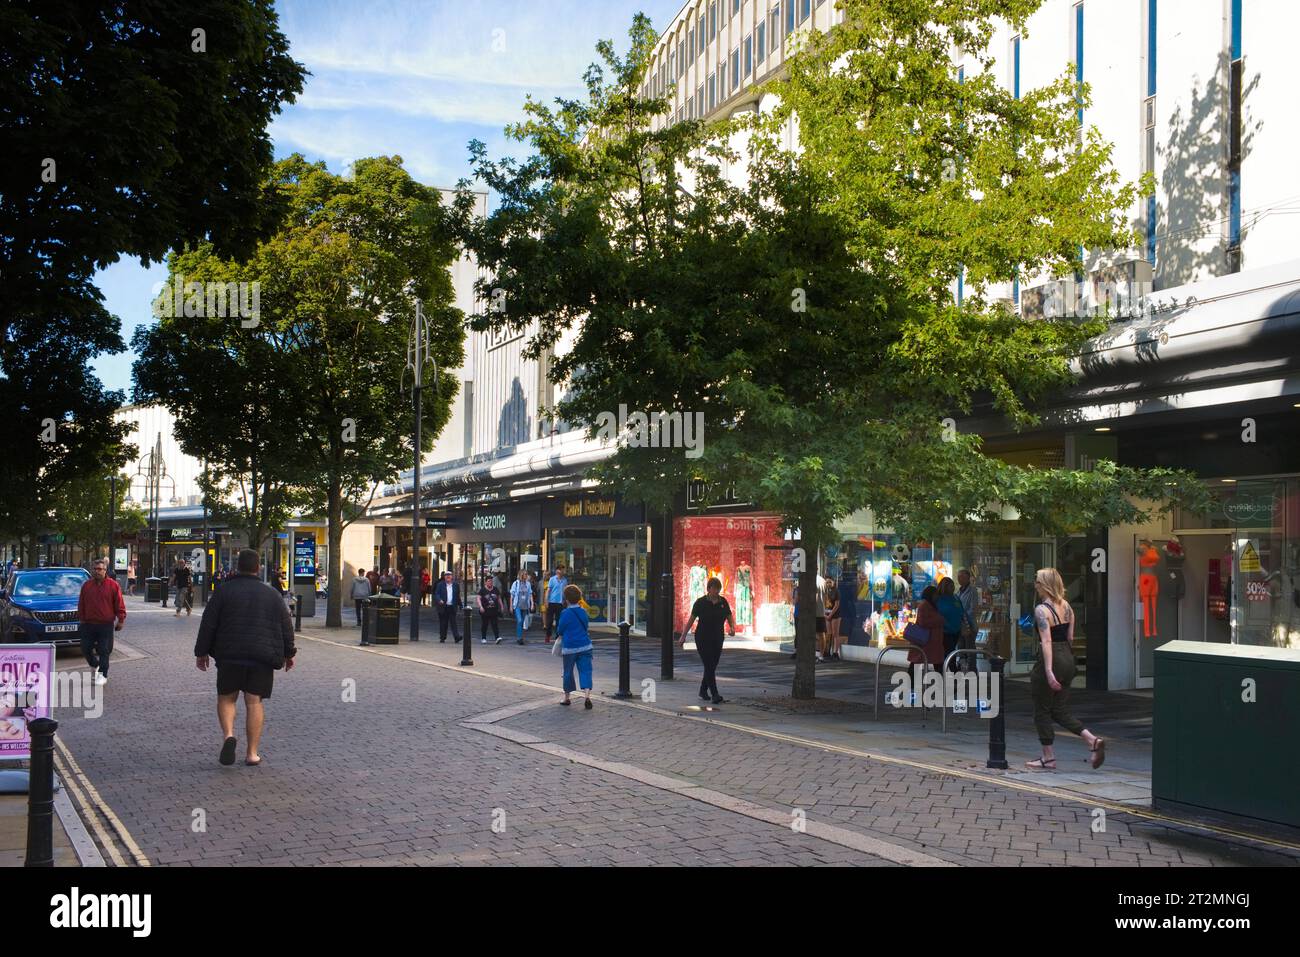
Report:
744,35,752,77
757,21,766,62
709,1,717,40
731,48,740,88
674,516,794,639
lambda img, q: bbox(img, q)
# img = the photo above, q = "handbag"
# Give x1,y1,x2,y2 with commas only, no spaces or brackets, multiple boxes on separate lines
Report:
551,635,564,656
903,622,931,647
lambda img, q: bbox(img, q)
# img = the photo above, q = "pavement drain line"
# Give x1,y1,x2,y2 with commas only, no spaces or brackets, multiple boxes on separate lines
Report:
462,697,956,867
54,738,151,867
302,633,1300,857
53,781,106,867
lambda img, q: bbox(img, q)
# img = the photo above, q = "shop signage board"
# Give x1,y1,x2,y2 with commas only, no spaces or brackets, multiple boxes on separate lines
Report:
1218,489,1278,527
0,644,54,762
542,494,644,528
443,503,541,544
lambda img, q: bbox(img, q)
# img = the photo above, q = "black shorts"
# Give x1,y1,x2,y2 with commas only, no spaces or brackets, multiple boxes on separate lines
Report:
815,617,826,634
216,663,275,699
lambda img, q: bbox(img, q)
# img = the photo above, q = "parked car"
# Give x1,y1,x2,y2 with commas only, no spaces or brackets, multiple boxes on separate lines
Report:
0,567,91,647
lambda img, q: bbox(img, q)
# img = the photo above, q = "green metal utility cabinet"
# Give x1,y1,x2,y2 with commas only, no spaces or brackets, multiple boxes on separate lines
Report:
1153,640,1300,830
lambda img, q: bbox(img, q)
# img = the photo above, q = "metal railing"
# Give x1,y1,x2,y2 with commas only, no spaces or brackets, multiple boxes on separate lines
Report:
940,648,998,732
873,644,931,720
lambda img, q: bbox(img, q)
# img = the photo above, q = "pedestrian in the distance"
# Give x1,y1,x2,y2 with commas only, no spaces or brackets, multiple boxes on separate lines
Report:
126,561,137,597
174,558,194,617
77,558,125,686
936,576,964,671
350,568,372,625
478,573,503,644
555,584,593,709
1026,568,1105,771
194,548,296,767
434,570,461,643
420,567,432,606
544,564,568,644
680,576,735,704
366,567,380,595
510,569,534,644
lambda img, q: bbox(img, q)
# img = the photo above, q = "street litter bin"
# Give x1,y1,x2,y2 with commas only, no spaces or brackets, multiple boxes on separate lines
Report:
368,593,400,644
144,577,163,603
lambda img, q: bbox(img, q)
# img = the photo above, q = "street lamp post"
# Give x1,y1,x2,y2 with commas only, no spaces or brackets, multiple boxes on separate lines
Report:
201,459,210,605
106,474,116,573
404,300,438,643
126,434,176,581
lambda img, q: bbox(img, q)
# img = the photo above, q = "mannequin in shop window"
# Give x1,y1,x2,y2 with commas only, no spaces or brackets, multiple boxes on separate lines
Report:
1137,540,1160,638
735,561,753,633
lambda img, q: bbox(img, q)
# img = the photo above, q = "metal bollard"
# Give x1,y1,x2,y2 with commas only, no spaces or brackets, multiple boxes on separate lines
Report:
614,620,633,699
986,656,1008,769
294,594,303,632
26,717,58,867
460,606,474,666
359,598,371,646
659,572,674,681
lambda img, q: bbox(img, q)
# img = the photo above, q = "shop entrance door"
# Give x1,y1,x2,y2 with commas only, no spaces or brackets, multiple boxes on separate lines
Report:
608,544,639,629
1009,539,1056,675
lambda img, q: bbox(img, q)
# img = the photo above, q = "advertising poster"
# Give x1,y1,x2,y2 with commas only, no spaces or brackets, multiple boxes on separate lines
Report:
0,644,54,761
293,532,317,580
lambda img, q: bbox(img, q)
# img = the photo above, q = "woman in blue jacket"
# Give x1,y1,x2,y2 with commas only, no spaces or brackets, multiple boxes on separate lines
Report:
556,584,593,709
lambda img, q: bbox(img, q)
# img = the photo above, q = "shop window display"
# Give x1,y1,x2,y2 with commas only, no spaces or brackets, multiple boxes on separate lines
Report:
674,516,791,638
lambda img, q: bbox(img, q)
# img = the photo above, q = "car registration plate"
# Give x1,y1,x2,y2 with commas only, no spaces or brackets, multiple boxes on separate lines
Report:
45,623,78,633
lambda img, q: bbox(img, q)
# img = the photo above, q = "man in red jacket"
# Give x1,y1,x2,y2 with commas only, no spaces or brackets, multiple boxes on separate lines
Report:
78,558,126,686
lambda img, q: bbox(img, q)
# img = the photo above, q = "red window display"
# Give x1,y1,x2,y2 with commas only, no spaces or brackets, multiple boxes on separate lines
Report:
673,515,793,638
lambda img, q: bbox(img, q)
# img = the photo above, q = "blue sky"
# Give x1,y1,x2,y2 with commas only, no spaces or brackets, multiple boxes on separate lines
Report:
92,0,683,394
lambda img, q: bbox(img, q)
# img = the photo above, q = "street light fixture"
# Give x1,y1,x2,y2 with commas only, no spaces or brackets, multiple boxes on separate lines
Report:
126,433,177,578
402,299,439,643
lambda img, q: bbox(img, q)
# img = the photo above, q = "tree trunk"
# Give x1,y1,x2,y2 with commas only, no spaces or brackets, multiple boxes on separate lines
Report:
326,481,343,628
791,535,820,700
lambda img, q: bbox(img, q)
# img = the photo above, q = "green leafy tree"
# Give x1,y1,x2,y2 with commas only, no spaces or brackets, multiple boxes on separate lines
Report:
1,0,305,550
0,321,135,565
243,155,464,627
464,7,1206,699
50,473,146,565
1,0,306,331
131,249,308,556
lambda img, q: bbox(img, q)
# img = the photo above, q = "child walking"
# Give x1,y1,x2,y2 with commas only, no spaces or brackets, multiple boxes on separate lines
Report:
555,584,593,709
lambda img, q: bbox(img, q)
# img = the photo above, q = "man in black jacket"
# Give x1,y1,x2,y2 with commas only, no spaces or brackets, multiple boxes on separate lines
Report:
194,548,297,767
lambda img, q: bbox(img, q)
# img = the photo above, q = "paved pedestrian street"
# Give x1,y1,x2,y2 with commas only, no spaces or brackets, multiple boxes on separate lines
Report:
49,597,1300,867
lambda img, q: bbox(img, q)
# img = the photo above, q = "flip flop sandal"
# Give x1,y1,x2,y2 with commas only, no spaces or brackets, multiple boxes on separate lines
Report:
1025,757,1056,771
219,736,237,766
1089,738,1106,769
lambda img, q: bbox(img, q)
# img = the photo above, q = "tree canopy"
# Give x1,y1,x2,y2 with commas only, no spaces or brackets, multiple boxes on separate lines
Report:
463,5,1206,698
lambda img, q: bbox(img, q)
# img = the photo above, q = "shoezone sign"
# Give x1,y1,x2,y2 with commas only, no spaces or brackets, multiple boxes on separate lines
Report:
0,644,55,761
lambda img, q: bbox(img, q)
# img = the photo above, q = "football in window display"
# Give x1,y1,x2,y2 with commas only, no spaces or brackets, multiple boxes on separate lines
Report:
891,543,911,564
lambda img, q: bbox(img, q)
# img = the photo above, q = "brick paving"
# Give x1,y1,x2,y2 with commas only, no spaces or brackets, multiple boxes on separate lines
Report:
48,597,1300,866
52,598,893,866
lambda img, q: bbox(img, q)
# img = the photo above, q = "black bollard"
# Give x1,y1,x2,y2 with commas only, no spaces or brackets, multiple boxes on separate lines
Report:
26,717,58,867
460,606,474,666
659,572,674,681
294,593,303,632
615,620,633,699
359,597,371,646
986,656,1008,769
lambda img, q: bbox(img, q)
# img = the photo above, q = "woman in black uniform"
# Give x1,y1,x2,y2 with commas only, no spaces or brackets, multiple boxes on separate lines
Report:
680,577,736,705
